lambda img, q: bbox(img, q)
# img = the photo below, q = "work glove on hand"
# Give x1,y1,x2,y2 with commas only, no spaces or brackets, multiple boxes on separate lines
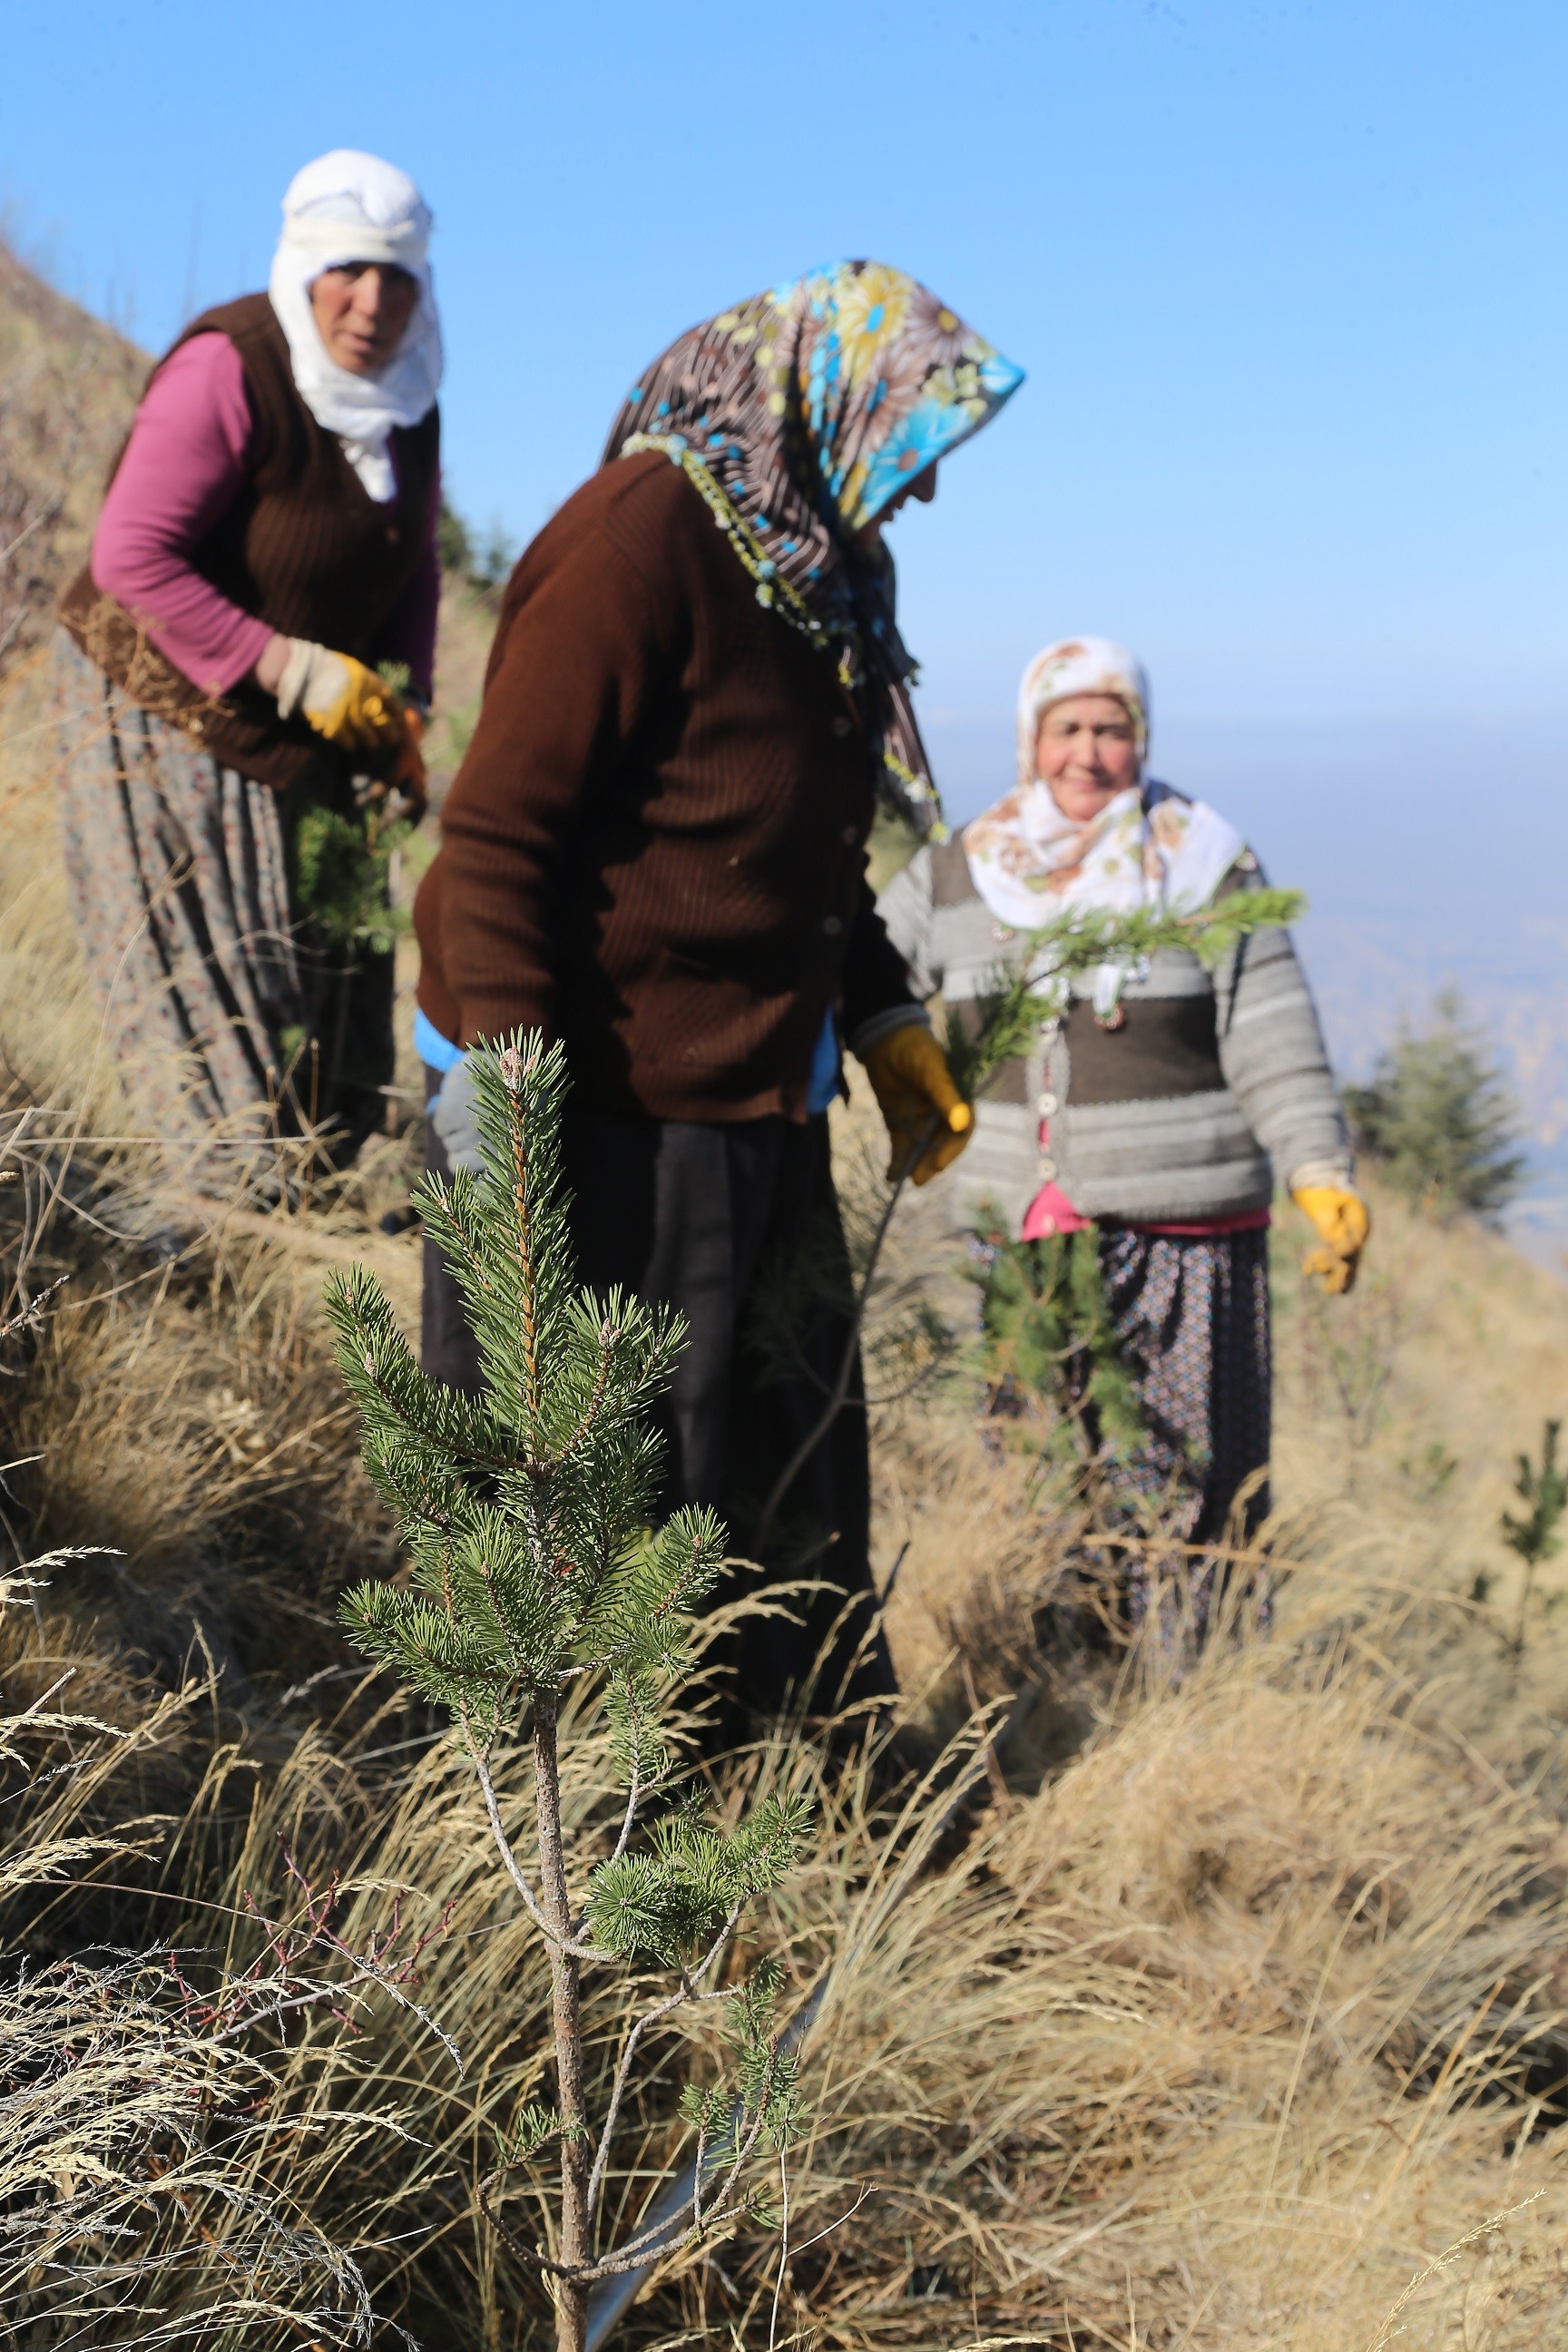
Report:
1291,1182,1370,1295
430,1054,484,1176
275,639,408,755
859,1023,973,1186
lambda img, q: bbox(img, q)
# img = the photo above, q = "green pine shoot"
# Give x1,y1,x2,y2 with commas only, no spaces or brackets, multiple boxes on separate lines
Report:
943,887,1306,1101
293,802,412,956
974,1220,1143,1464
1500,1418,1568,1675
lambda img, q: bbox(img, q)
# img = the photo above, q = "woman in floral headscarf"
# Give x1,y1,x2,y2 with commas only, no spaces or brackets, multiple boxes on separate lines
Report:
414,261,1023,1725
878,636,1367,1634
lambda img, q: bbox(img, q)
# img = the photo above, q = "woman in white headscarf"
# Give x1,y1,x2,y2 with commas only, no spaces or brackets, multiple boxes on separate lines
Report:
56,150,443,1187
878,635,1368,1631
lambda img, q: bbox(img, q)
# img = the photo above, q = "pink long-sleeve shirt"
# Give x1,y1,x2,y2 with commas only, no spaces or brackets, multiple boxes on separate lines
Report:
90,331,440,701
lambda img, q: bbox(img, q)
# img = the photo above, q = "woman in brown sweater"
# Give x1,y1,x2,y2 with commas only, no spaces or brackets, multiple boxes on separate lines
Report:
416,260,1023,1724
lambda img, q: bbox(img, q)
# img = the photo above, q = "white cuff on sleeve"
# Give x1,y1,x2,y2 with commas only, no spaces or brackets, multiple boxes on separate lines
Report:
847,1004,932,1059
1287,1157,1357,1192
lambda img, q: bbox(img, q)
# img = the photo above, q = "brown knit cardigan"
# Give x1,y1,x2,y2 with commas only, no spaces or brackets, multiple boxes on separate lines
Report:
414,450,919,1122
59,293,439,791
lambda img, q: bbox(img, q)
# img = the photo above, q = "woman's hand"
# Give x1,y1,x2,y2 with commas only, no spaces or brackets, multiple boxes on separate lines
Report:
1291,1182,1370,1294
858,1022,973,1186
253,634,289,694
270,638,408,753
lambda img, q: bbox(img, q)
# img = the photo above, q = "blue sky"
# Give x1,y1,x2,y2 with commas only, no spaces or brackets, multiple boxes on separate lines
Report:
7,0,1568,1142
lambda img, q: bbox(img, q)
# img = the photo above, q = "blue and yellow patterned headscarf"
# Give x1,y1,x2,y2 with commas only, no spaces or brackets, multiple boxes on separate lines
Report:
603,260,1024,838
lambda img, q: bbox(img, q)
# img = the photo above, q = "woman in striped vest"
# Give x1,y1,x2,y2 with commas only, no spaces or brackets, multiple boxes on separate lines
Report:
877,636,1369,1632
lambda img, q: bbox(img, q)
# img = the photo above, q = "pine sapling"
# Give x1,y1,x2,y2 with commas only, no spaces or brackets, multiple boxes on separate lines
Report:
1500,1418,1568,1678
326,1034,807,2352
974,1220,1142,1467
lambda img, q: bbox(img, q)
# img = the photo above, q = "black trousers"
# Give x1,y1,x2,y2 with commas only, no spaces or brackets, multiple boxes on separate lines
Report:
420,1082,895,1723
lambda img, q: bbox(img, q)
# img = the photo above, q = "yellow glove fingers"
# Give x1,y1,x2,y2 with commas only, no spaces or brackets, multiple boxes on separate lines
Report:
1291,1184,1370,1255
861,1024,973,1185
912,1124,972,1187
276,640,408,753
1293,1184,1369,1296
1302,1243,1356,1296
318,661,405,752
901,1041,967,1128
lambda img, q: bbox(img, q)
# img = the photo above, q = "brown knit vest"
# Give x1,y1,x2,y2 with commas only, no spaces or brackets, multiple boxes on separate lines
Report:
59,292,439,789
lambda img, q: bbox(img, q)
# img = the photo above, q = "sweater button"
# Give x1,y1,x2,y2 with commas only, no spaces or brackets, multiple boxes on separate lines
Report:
822,915,843,936
1038,1156,1058,1181
832,716,852,737
1038,1092,1057,1115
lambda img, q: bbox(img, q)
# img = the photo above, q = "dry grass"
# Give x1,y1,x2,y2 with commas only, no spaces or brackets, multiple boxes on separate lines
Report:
0,239,145,669
9,690,1568,2347
6,251,1568,2349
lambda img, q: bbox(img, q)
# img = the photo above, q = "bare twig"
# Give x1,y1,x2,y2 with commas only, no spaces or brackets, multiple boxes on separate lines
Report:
466,1730,600,1962
587,1895,743,2226
755,1112,938,1553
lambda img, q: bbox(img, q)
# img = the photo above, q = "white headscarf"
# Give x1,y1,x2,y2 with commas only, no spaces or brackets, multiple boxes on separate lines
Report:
268,150,443,502
962,636,1246,1017
1014,634,1153,771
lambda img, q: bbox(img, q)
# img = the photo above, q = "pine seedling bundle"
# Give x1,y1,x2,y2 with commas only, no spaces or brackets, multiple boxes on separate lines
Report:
326,1034,807,2352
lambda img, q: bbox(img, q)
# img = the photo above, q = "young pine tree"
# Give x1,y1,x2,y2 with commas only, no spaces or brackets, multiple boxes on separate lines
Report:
326,1034,806,2352
1346,990,1526,1225
1500,1417,1568,1676
973,1220,1142,1465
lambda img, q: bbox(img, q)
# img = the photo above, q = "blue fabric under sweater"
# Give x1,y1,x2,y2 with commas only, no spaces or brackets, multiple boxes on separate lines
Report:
807,1010,840,1114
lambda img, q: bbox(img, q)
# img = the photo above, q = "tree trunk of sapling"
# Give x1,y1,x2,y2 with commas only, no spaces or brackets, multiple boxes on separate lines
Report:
533,1688,591,2352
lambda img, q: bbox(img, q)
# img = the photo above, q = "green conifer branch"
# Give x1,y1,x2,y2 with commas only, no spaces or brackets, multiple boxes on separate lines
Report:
943,886,1306,1102
292,802,412,956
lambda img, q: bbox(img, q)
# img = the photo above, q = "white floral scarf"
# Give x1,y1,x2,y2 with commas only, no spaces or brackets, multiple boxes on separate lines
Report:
962,636,1245,1017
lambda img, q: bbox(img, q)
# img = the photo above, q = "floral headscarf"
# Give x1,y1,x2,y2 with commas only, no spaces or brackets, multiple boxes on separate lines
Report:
603,260,1024,837
1014,636,1151,777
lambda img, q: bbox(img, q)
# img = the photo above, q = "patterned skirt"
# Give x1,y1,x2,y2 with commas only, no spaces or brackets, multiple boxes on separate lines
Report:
1096,1224,1272,1630
54,634,393,1193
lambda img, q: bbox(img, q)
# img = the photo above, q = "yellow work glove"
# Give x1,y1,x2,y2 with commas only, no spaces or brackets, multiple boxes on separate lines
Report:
275,639,407,755
1291,1183,1370,1296
858,1023,973,1186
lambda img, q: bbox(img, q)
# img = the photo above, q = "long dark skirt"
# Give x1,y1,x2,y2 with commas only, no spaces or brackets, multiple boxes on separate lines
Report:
421,1092,895,1728
54,634,393,1192
1096,1224,1272,1632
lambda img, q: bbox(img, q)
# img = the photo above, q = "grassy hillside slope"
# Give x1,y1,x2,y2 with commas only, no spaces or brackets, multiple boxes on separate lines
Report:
5,254,1568,2351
